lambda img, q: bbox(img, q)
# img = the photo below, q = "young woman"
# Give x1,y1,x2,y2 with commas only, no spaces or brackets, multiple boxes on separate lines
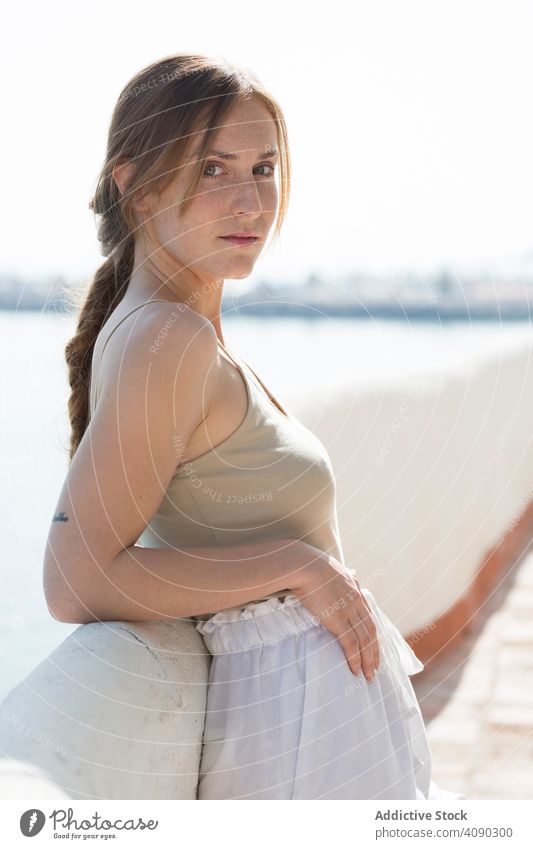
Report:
43,53,465,801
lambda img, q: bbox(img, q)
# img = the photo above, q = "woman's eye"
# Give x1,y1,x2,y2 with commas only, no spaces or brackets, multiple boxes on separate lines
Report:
203,162,224,178
255,163,276,177
202,162,276,179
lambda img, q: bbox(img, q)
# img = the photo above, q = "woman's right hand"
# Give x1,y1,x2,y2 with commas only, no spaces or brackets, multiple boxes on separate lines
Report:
289,543,381,681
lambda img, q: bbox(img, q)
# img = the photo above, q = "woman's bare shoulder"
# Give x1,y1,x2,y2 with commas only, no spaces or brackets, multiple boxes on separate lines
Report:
96,299,218,382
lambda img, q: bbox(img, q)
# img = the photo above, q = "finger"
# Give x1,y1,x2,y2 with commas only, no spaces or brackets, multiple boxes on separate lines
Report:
358,611,380,670
352,594,381,671
336,630,362,676
350,619,376,680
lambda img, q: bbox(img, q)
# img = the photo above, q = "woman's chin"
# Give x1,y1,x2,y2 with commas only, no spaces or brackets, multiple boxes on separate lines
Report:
218,258,257,279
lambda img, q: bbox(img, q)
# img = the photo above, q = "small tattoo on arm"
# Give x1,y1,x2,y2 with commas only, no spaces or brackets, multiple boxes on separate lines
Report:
53,511,69,523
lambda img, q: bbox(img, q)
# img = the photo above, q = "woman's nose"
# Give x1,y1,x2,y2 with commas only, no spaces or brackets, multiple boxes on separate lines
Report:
229,177,262,216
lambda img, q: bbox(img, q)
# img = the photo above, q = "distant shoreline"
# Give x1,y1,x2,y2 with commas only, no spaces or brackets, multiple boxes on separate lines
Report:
1,299,530,322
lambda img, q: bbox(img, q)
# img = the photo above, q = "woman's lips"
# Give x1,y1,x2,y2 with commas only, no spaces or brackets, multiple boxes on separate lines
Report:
219,236,259,246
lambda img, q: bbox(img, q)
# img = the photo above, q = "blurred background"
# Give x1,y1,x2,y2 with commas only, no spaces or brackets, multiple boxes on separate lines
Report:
1,0,533,800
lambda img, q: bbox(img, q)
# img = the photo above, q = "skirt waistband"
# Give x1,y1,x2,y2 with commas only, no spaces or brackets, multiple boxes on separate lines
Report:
195,593,321,654
195,588,425,684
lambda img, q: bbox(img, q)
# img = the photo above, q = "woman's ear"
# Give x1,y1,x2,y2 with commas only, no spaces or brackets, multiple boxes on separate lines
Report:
112,159,154,214
112,159,136,196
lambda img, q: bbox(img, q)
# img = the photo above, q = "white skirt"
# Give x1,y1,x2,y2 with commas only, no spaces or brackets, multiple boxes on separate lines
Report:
195,588,466,800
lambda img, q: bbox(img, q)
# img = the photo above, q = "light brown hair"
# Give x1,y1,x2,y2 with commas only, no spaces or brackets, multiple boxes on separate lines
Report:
64,53,291,462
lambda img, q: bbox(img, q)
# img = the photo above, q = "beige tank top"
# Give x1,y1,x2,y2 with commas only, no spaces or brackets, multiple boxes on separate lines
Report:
88,299,346,621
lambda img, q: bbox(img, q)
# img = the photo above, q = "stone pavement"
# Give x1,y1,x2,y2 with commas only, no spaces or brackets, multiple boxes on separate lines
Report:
411,547,533,799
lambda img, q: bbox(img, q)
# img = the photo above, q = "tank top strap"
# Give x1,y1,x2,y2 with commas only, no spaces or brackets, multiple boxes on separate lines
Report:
89,299,171,414
240,359,290,418
220,342,290,419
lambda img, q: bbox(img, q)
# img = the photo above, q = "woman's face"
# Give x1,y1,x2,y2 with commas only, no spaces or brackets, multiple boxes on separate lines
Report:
139,96,280,284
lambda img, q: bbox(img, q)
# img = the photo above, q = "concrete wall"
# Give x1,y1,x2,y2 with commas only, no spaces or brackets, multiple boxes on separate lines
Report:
0,619,210,799
1,344,531,799
307,344,533,635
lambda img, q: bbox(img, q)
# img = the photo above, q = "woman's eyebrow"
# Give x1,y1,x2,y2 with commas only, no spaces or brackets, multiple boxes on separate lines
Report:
187,146,279,161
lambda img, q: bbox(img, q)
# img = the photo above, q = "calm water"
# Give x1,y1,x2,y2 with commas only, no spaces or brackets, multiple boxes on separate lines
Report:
1,310,532,701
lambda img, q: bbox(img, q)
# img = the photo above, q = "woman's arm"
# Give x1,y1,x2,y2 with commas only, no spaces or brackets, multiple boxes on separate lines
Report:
45,535,309,624
43,304,311,624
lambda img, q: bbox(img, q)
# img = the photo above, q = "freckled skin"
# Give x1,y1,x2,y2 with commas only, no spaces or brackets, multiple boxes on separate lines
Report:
113,96,280,321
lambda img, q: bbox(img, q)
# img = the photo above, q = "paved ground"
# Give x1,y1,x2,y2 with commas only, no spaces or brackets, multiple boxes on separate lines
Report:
412,547,533,800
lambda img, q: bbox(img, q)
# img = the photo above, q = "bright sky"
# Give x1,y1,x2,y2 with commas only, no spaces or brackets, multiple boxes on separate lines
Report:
3,0,533,287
